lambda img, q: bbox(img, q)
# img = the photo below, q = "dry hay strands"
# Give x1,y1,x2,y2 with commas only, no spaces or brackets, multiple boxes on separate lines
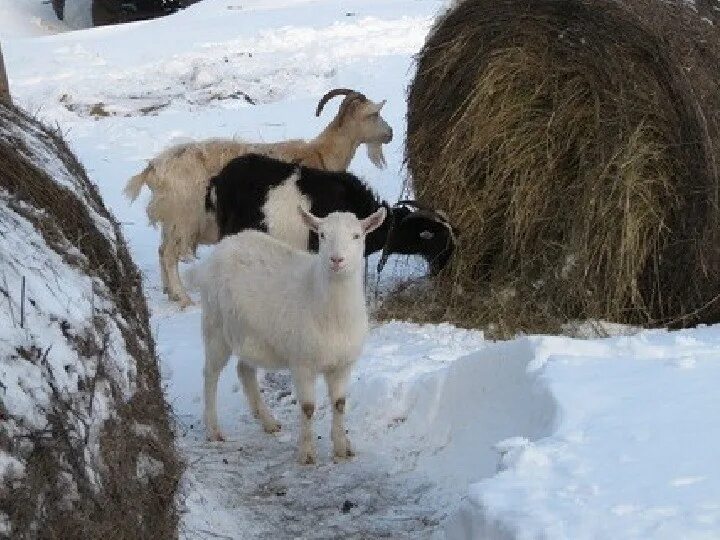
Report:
400,0,720,335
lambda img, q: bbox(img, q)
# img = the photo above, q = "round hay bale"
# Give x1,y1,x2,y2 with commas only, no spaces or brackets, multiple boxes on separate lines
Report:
0,102,180,538
403,0,720,334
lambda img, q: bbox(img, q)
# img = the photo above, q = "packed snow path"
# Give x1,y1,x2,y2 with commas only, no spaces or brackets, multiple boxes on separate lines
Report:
174,324,489,539
4,1,720,538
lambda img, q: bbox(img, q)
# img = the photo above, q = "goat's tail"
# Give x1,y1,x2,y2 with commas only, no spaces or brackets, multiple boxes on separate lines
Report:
124,165,153,202
205,175,218,212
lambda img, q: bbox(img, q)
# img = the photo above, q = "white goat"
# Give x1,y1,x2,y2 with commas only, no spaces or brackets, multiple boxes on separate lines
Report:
124,88,392,308
190,206,386,464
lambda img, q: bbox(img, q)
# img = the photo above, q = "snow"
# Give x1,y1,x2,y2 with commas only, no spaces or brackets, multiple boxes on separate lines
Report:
4,0,720,538
0,0,95,36
0,0,70,38
449,329,720,539
0,206,131,432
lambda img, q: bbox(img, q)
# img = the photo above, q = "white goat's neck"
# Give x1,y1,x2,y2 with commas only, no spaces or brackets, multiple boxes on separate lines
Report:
309,259,366,325
311,124,361,172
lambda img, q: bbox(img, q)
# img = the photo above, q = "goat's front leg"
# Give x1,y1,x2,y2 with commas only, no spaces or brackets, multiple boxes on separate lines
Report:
236,361,281,433
324,364,354,462
291,364,317,465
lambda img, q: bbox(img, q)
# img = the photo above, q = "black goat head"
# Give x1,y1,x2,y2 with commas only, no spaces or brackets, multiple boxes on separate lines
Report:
377,201,457,275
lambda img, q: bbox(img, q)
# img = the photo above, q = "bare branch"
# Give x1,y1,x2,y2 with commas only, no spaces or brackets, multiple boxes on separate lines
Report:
0,42,11,105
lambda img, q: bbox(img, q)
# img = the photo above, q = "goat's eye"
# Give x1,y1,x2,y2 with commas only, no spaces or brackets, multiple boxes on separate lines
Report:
353,233,361,240
419,231,435,240
319,232,325,240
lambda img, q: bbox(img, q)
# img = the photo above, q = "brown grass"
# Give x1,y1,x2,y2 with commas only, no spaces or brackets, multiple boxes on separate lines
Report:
392,0,720,336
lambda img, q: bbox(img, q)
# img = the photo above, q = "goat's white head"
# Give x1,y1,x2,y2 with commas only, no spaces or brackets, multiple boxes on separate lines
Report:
316,88,393,169
299,206,387,277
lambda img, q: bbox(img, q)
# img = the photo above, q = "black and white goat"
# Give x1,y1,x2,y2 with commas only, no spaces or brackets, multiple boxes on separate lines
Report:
205,153,455,273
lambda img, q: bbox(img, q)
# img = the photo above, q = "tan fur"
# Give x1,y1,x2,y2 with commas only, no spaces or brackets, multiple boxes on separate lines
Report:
125,93,392,307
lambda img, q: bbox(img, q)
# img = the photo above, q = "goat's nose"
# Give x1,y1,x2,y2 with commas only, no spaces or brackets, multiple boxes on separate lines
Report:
331,256,344,265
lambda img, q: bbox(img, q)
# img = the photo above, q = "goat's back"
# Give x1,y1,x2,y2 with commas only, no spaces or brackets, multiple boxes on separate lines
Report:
208,153,386,253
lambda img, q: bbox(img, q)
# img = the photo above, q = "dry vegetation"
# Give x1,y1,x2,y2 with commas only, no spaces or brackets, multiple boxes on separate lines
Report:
0,44,10,105
0,102,180,538
388,0,720,337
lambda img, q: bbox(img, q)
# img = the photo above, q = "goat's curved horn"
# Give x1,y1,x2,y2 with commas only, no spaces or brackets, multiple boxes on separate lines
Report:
315,88,364,117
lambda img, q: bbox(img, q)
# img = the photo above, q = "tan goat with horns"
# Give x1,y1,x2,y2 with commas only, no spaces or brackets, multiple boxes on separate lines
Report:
124,89,393,307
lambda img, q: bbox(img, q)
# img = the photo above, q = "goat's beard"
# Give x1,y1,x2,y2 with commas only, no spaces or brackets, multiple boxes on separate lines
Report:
366,142,387,169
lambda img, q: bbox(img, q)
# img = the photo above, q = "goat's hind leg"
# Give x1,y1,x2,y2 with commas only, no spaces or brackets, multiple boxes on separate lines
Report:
163,231,194,308
236,361,281,433
324,365,354,461
159,227,170,295
203,315,232,442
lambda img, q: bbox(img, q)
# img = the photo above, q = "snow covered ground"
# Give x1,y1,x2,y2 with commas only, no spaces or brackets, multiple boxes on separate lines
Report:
3,1,720,538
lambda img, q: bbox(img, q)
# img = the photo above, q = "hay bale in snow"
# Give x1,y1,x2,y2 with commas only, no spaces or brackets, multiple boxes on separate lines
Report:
0,102,180,538
402,0,720,334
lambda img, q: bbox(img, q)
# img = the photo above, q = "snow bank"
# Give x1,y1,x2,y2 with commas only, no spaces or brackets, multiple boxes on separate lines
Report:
0,102,179,537
351,324,557,492
446,328,720,539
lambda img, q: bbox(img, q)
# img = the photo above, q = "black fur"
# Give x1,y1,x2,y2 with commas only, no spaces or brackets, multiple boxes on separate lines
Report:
206,153,454,270
206,153,289,237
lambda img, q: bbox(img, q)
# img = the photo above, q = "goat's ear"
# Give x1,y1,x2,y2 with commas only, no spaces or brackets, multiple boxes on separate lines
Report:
361,207,387,234
299,206,321,232
373,100,386,113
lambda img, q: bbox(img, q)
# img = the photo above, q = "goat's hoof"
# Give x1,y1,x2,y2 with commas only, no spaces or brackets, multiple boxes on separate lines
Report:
333,448,355,463
262,420,281,434
333,440,355,462
178,298,195,309
206,430,226,442
298,451,317,465
168,291,194,308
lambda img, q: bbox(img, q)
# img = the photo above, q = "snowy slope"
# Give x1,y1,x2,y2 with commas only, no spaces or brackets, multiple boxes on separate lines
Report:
447,330,720,539
0,105,134,489
0,102,178,536
4,1,720,538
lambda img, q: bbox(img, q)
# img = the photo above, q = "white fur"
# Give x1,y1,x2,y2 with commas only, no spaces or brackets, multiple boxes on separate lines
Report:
262,170,311,250
190,208,386,464
124,96,391,308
